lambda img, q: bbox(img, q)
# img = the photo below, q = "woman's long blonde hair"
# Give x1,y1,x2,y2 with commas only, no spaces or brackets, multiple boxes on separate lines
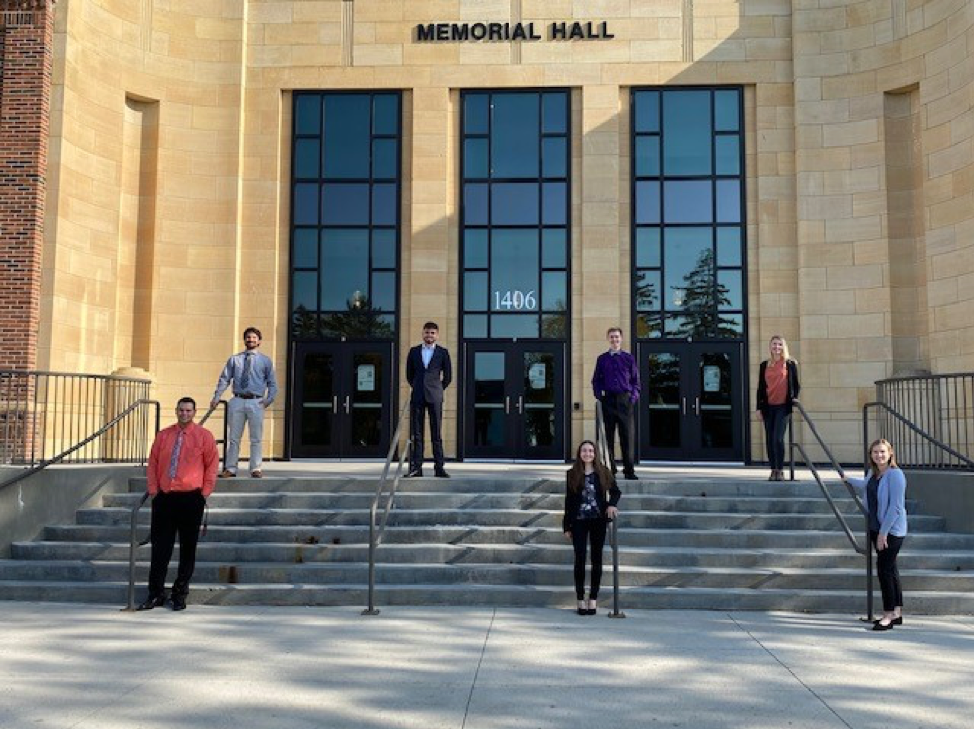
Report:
769,335,792,362
866,438,898,477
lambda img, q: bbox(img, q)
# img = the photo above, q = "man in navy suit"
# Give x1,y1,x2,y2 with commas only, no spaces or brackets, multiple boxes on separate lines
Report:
405,321,452,478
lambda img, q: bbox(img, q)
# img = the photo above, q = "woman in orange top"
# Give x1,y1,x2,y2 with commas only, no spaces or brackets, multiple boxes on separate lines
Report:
756,335,800,481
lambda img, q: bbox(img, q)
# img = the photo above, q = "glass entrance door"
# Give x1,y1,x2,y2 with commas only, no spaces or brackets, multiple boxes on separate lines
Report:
638,341,743,461
463,342,565,460
289,342,393,458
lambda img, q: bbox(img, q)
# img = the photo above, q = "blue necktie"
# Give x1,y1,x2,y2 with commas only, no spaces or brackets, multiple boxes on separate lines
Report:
240,353,253,391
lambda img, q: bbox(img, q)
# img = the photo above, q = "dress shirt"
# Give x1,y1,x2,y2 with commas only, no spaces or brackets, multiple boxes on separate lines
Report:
147,422,219,497
421,343,436,368
764,359,789,405
213,350,278,404
592,349,641,402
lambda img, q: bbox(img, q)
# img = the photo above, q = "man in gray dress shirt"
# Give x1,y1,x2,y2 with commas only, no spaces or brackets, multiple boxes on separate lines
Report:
211,327,278,478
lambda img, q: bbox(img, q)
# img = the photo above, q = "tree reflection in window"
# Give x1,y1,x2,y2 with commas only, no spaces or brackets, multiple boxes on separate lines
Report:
670,249,741,339
631,87,745,342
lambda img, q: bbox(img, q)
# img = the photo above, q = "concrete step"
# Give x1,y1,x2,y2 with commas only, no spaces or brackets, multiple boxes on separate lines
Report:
4,471,969,614
125,476,857,498
2,580,974,614
103,491,880,515
2,559,973,593
76,506,947,532
42,523,974,550
14,541,974,571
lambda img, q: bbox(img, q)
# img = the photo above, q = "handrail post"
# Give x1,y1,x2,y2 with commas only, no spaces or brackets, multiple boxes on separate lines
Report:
865,523,874,622
788,409,795,481
861,405,875,622
362,402,411,616
595,400,625,618
363,503,379,615
123,491,150,611
607,518,625,619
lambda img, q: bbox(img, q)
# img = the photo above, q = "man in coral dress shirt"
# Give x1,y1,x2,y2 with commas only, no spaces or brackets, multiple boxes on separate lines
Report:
138,397,219,612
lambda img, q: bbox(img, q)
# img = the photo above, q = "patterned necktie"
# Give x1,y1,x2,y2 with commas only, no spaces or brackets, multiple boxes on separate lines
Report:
240,353,253,391
168,429,185,479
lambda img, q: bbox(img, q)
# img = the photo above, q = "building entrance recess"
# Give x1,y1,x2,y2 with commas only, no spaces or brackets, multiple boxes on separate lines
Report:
461,342,566,461
638,341,744,461
288,342,394,458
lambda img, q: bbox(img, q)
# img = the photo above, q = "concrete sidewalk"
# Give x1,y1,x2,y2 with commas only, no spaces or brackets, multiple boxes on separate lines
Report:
1,603,972,729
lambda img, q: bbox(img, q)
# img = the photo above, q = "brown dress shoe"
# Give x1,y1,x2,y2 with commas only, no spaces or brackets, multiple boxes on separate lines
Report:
250,470,263,478
218,469,236,478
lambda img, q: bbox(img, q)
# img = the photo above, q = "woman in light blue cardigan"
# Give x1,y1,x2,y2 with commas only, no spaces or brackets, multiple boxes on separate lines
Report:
844,438,908,631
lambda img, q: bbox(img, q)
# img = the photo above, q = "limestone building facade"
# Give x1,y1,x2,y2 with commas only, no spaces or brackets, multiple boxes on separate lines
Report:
2,0,972,464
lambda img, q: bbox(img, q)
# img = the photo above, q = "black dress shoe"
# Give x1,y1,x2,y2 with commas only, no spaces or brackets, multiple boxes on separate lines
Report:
170,594,187,611
136,594,166,611
624,472,638,481
875,616,903,626
872,620,894,631
404,469,423,478
434,469,450,478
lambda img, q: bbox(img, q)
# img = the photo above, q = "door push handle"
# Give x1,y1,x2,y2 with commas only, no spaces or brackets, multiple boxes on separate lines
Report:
332,395,338,414
505,396,510,414
681,397,687,416
516,396,523,414
694,397,700,416
344,395,350,414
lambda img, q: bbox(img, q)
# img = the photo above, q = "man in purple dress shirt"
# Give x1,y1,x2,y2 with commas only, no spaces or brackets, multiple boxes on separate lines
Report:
592,327,641,480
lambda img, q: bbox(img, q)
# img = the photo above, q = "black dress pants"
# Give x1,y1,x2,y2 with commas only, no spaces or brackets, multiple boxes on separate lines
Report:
148,490,206,598
601,393,635,475
410,400,444,472
763,404,790,470
571,519,608,600
871,530,905,611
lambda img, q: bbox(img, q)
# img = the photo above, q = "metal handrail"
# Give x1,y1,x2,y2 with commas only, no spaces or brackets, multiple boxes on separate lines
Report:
0,398,161,492
198,399,229,467
863,401,974,470
1,369,153,466
788,401,867,551
362,402,411,615
874,371,974,468
123,399,227,611
788,400,873,619
594,400,624,619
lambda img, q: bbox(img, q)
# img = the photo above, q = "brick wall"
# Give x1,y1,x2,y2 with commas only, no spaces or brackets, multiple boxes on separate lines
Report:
0,0,54,371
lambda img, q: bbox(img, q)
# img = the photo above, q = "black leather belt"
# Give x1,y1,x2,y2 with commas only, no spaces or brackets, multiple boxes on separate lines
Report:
235,393,259,399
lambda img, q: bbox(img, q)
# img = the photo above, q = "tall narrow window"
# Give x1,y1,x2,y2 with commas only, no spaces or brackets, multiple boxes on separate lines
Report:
290,92,401,341
461,90,570,340
632,88,745,341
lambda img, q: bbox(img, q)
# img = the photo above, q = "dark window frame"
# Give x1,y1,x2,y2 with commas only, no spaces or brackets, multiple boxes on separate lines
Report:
289,91,402,343
460,89,572,342
631,86,748,343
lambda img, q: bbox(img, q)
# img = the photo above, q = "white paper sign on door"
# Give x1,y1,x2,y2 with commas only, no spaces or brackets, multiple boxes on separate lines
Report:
703,365,721,393
528,363,547,390
357,364,375,392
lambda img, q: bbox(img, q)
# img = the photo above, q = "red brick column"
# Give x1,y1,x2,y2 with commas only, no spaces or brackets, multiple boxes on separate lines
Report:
0,0,55,372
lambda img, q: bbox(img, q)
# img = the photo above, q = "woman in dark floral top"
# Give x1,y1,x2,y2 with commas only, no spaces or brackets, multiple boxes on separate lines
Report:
563,440,621,615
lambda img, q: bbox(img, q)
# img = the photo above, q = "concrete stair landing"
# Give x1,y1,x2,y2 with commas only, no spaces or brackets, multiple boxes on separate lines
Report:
3,472,974,613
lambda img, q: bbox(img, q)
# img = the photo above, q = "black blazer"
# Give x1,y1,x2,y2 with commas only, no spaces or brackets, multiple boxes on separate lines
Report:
756,359,800,416
405,345,453,405
563,470,621,533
